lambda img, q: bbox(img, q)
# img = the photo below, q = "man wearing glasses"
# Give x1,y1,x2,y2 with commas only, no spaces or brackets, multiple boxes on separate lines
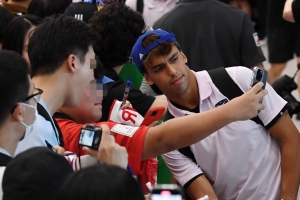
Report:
0,50,42,166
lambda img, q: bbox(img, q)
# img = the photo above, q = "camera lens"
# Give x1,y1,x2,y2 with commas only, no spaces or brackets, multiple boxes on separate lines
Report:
256,71,262,81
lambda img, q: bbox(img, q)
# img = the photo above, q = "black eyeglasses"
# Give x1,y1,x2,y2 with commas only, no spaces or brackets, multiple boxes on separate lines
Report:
20,88,43,103
11,88,43,113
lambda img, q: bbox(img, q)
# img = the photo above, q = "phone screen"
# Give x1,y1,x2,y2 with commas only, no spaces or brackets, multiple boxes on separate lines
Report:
151,194,182,200
79,129,95,146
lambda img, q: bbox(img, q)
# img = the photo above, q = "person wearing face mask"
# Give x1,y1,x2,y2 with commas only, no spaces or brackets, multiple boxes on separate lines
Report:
0,50,40,198
0,50,39,166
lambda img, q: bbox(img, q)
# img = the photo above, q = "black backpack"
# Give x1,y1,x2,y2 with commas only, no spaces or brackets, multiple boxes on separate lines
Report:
136,0,144,14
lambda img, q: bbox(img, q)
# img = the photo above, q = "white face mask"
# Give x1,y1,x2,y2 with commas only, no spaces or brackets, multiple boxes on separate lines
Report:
20,103,38,136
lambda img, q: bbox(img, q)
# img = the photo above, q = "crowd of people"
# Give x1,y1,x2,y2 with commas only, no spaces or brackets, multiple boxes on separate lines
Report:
0,0,299,200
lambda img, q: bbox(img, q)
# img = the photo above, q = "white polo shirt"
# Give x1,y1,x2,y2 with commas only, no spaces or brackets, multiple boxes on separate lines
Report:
125,0,179,27
163,67,291,199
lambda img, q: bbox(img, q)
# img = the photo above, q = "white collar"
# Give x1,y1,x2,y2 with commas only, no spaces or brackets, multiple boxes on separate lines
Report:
0,148,11,157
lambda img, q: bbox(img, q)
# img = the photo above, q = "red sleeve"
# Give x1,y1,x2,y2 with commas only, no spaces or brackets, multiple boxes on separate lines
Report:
56,119,148,175
55,118,88,156
106,122,149,175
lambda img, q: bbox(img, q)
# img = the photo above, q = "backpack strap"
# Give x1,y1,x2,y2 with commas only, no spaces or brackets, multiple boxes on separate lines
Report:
164,109,197,163
136,0,144,14
37,103,64,147
53,112,74,121
207,67,264,127
164,109,194,200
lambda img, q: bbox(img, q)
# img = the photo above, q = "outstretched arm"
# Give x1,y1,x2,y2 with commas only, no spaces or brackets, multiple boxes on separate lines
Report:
142,82,267,160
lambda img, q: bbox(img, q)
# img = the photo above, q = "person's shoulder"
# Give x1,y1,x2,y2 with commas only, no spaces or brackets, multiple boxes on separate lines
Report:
106,80,125,92
125,0,137,11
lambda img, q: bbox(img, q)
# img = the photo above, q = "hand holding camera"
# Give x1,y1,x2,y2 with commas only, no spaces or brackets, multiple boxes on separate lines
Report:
81,124,128,169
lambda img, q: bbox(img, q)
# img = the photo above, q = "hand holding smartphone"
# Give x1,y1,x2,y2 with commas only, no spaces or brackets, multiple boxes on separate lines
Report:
250,67,268,112
250,67,268,89
141,107,165,126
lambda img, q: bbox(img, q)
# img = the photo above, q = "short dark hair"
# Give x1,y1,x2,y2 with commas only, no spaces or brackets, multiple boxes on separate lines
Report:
0,50,30,125
28,0,72,18
56,164,145,200
89,3,145,69
2,15,43,56
3,147,73,200
28,14,97,76
0,6,14,43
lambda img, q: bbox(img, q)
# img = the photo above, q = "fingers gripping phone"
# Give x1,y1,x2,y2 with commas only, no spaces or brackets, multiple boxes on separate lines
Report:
151,184,183,200
78,124,102,150
141,107,165,126
250,67,268,111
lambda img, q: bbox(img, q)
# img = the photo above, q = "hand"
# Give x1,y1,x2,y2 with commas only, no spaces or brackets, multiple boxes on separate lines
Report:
83,124,128,169
144,194,151,200
229,82,268,121
120,100,131,110
54,146,65,155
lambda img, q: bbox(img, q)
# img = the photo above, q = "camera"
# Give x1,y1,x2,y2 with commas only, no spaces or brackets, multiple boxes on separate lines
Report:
151,184,183,200
272,74,300,117
78,124,102,150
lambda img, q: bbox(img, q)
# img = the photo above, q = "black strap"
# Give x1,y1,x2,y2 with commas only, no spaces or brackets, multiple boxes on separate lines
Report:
37,103,64,147
207,67,264,126
53,112,74,121
136,0,144,14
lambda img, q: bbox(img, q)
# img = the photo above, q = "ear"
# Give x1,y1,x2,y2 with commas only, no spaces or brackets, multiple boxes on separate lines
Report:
180,51,188,64
12,104,25,122
66,54,76,73
144,73,154,85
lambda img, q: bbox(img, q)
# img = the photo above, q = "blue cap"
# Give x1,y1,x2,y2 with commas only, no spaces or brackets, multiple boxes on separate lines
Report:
131,30,177,95
131,30,177,73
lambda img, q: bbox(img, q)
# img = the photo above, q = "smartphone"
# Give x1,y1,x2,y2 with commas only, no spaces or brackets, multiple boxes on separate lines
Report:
151,184,183,200
78,124,102,150
250,67,268,109
141,107,165,126
250,67,268,89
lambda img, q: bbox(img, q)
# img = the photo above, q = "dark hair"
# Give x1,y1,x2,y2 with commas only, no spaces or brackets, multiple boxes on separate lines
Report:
3,147,73,200
64,2,98,24
56,164,144,200
142,34,181,73
0,50,29,125
28,0,72,18
89,3,145,69
2,15,43,56
0,6,14,43
28,14,97,76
